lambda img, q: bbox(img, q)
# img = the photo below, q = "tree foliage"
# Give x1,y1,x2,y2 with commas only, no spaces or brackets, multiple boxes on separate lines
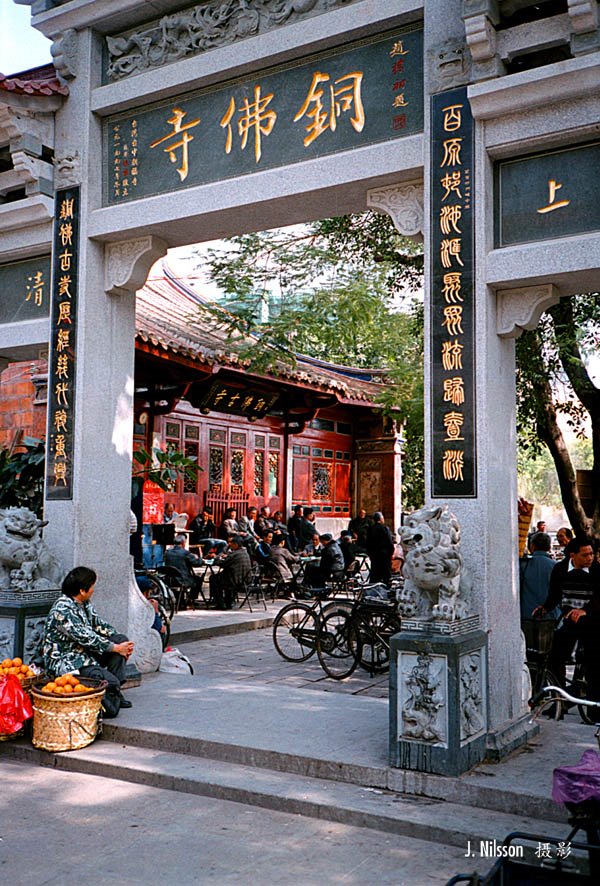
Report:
197,216,425,509
0,437,46,517
516,294,600,540
132,444,201,497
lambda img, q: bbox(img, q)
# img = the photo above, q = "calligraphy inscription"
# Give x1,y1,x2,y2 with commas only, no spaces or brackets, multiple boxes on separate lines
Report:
103,29,424,205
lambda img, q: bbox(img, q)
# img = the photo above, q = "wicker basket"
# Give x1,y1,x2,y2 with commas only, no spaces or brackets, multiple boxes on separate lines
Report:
31,682,106,752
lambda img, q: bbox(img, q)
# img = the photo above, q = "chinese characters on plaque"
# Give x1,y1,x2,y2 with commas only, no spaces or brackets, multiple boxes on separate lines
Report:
104,28,424,204
200,382,279,420
495,140,600,247
0,256,51,326
431,88,476,498
45,187,80,501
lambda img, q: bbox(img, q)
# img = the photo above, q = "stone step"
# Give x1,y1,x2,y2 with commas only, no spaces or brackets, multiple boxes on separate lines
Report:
1,739,568,852
91,717,566,824
169,610,276,644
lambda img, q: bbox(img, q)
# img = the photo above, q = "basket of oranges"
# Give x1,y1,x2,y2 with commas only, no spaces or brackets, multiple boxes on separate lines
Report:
31,674,107,752
0,657,39,692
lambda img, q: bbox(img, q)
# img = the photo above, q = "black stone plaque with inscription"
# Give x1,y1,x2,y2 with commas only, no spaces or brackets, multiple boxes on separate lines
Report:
0,256,51,325
103,27,423,205
430,87,476,499
45,187,80,502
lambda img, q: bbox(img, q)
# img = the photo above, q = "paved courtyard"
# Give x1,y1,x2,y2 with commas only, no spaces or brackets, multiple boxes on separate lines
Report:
177,622,389,699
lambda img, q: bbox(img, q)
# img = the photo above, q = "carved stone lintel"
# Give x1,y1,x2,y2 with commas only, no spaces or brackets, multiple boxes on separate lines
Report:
496,283,560,339
106,0,358,81
464,13,497,61
51,29,79,83
126,557,163,675
367,182,424,240
105,236,168,297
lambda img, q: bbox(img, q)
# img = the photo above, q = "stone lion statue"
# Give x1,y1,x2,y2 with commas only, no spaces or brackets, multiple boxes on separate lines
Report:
0,507,63,591
397,504,471,621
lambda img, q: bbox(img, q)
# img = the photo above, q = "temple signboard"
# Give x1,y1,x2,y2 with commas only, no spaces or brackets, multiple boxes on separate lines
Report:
103,27,423,204
430,87,477,499
495,141,600,247
0,256,51,326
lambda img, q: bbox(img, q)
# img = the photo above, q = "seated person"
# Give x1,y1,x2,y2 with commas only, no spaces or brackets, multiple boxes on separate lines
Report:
255,530,274,567
272,511,290,543
339,530,359,570
189,507,227,556
287,504,304,552
209,535,252,610
297,508,317,551
256,506,278,537
137,580,166,637
348,508,372,553
164,502,178,523
303,532,323,556
303,534,345,589
219,507,241,540
238,506,260,545
269,536,299,587
42,566,134,713
165,534,204,607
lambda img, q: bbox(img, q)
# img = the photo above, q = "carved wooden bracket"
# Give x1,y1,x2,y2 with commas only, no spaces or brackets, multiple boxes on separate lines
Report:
105,236,168,297
496,283,560,338
367,182,424,240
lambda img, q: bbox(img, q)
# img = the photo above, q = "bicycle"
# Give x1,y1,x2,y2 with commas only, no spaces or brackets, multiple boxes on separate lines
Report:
525,615,595,724
317,585,402,680
272,589,354,663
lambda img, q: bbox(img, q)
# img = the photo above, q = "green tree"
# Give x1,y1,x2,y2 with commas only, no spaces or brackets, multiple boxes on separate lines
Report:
0,437,46,517
516,294,600,541
197,217,425,509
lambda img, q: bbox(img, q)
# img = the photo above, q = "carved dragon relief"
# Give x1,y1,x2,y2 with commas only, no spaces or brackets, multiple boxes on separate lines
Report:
105,0,357,81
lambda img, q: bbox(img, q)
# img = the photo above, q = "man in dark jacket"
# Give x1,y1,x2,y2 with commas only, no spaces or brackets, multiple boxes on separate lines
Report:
188,508,227,556
165,535,205,606
536,537,600,699
303,534,344,589
348,508,373,552
287,505,304,552
209,535,252,609
366,512,394,587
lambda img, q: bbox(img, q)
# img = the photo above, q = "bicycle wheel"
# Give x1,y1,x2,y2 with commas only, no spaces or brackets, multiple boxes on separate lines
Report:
535,668,567,721
273,603,318,662
572,661,597,725
350,609,402,675
145,573,176,621
317,608,359,680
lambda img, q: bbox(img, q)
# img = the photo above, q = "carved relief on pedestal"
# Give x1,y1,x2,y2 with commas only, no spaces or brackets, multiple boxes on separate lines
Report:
399,650,448,746
105,236,168,297
459,650,486,741
496,284,560,339
367,183,424,240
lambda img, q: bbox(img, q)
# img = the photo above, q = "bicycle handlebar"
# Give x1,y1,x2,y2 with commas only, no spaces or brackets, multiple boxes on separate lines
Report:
530,684,600,710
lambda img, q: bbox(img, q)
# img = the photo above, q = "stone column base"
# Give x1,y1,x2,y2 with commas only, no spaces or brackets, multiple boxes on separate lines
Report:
390,628,488,777
485,711,539,761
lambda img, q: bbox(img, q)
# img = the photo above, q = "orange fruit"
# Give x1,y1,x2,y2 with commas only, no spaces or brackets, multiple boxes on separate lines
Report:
55,676,67,686
41,685,52,694
1,658,11,668
73,684,86,693
45,682,56,692
63,684,73,693
8,667,20,675
67,674,78,685
11,657,22,667
20,664,29,673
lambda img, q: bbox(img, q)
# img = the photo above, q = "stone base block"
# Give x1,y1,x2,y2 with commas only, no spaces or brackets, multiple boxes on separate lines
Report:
485,711,539,761
390,628,488,777
0,589,61,662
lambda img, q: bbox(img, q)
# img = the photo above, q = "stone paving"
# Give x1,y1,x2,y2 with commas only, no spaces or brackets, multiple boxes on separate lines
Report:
178,623,389,699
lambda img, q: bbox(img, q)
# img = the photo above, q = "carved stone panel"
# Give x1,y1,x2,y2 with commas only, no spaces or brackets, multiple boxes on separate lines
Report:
0,617,13,660
459,649,486,742
496,284,560,339
23,616,48,661
367,183,424,240
105,236,168,297
398,650,448,747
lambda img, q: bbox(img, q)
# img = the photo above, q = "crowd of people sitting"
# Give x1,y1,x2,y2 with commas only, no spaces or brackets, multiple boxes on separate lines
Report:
158,503,400,611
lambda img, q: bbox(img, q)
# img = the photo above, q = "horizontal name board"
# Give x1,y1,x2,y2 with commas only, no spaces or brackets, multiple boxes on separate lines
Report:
0,256,51,326
495,141,600,247
103,27,423,205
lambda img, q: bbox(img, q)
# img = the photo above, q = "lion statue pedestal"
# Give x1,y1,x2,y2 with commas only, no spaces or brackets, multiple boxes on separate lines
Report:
389,505,489,776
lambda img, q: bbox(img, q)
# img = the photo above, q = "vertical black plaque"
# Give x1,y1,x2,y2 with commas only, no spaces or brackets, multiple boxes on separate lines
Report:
45,187,80,501
430,87,476,498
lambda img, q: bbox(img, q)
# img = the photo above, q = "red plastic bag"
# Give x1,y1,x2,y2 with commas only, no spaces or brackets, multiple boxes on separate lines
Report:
0,674,33,736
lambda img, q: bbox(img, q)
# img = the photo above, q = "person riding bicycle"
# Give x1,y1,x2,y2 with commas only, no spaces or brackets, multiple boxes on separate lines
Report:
534,536,600,701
